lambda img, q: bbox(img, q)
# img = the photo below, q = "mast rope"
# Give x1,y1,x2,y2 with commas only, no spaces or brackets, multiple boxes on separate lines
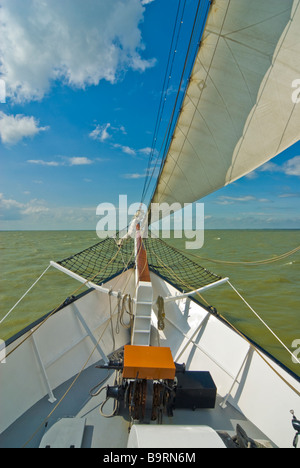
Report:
142,0,210,206
141,0,185,204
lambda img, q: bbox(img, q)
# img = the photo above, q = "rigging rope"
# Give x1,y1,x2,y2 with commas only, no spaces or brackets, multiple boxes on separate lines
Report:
228,281,300,365
22,248,137,447
0,265,51,326
141,0,187,204
173,244,300,266
154,0,204,186
4,236,134,360
142,0,211,206
22,315,113,447
217,309,300,398
145,236,300,393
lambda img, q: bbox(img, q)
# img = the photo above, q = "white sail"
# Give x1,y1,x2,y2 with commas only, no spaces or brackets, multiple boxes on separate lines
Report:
151,0,300,210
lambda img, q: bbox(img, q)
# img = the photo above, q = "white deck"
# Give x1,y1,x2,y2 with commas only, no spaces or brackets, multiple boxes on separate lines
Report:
0,357,273,449
0,269,299,448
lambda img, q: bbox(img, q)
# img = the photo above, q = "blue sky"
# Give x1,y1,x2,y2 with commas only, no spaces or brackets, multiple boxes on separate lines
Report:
0,0,299,231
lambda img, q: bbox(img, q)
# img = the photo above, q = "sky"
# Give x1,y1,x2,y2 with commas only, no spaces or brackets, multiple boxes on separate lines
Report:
0,0,300,231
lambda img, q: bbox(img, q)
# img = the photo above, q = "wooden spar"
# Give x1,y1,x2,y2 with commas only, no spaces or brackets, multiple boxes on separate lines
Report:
136,223,151,283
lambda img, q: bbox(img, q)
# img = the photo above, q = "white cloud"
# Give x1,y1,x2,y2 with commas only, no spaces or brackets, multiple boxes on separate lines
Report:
283,156,300,176
0,0,156,103
68,157,93,166
89,121,155,159
260,162,282,173
216,195,271,205
216,196,256,205
27,159,60,167
27,157,93,166
113,143,136,156
122,172,146,179
89,122,128,142
89,123,111,142
0,112,48,145
279,193,300,198
113,143,158,158
138,147,152,156
0,193,49,220
245,171,258,180
260,156,300,177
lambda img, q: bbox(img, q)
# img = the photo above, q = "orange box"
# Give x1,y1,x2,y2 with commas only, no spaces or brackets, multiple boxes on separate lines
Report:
123,345,176,380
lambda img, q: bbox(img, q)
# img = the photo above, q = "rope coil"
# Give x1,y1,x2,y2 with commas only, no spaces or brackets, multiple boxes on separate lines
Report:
156,296,166,331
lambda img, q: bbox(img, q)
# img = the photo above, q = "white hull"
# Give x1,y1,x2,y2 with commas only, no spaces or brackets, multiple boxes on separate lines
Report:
0,269,299,448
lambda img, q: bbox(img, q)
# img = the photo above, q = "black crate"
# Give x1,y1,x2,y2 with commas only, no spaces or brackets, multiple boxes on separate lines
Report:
174,371,217,410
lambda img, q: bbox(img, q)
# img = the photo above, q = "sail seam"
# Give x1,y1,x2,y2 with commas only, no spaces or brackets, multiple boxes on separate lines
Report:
227,0,299,181
211,7,293,37
152,0,230,205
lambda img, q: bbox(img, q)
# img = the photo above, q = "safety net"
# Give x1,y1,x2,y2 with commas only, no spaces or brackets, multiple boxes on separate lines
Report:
57,233,222,293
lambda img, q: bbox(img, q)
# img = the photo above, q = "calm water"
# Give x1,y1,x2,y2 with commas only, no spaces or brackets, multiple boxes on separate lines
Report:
0,230,299,376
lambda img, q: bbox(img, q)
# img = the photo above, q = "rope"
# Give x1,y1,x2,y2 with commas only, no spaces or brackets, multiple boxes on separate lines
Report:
156,296,166,331
228,281,300,365
5,235,132,360
22,248,137,447
145,236,300,395
146,239,212,307
141,0,187,204
91,369,123,419
88,370,111,397
185,245,300,266
118,294,133,331
90,378,119,418
108,291,115,352
22,316,112,447
217,311,300,398
0,265,51,325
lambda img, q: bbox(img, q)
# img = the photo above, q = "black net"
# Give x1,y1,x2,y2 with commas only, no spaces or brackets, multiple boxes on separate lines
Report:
57,233,222,292
144,236,221,291
57,236,135,285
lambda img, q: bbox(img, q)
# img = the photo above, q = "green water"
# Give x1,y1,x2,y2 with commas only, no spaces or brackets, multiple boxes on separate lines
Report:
0,230,299,377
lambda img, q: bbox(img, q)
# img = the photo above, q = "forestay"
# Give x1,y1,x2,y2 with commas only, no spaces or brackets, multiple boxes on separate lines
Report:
151,0,300,214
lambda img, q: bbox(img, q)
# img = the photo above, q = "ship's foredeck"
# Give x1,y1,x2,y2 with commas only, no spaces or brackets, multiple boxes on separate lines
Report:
0,358,274,449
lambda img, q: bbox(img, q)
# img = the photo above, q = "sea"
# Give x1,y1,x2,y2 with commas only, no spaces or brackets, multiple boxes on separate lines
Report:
0,229,299,377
